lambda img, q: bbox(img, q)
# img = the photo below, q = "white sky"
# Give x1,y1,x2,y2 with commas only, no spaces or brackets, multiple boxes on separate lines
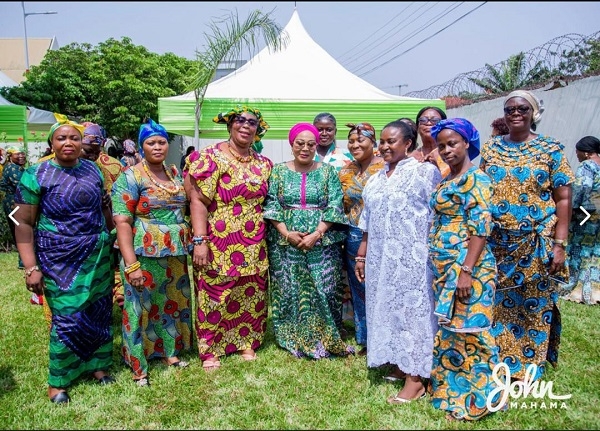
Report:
1,1,599,95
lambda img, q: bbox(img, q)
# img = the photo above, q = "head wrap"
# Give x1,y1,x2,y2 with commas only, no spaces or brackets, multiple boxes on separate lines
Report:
123,139,137,155
49,113,85,140
346,122,376,143
504,90,544,126
6,145,25,155
575,136,600,154
82,122,107,146
212,105,269,143
288,123,320,146
431,118,481,161
138,118,169,158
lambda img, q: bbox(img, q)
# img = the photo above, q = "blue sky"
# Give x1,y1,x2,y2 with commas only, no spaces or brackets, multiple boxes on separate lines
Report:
1,1,599,94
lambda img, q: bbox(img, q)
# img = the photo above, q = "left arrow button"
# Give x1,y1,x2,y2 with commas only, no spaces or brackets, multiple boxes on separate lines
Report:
9,206,20,226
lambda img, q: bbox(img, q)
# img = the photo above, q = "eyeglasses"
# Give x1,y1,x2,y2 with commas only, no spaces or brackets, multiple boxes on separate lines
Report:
503,105,531,115
418,117,442,125
233,116,259,128
293,140,317,149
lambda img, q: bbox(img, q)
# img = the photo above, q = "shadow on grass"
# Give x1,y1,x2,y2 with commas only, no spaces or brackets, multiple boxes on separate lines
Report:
0,366,17,397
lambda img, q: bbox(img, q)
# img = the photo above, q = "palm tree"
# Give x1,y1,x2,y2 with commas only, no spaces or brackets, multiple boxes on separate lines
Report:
469,52,552,94
188,9,289,147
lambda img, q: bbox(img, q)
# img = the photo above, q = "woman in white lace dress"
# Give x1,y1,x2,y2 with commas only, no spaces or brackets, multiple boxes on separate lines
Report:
355,120,441,404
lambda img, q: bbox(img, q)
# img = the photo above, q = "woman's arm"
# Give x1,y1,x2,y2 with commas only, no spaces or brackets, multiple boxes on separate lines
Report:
354,232,368,283
15,203,45,295
456,236,487,300
113,214,144,290
184,173,211,267
549,184,572,274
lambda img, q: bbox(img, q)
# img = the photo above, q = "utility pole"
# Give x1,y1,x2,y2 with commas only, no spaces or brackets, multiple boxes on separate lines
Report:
394,84,408,96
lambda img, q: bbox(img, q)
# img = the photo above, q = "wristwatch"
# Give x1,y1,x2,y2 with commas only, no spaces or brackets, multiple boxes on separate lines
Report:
553,238,568,248
460,265,473,275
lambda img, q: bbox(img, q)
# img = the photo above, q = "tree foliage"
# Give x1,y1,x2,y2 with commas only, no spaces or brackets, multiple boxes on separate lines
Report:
557,38,600,76
0,37,197,140
468,52,553,94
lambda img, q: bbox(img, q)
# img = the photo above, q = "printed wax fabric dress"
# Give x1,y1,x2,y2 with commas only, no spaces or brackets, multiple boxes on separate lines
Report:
562,159,600,304
338,159,384,346
111,165,192,378
480,135,574,381
186,143,272,361
358,157,441,377
428,166,501,420
264,162,351,358
15,159,113,388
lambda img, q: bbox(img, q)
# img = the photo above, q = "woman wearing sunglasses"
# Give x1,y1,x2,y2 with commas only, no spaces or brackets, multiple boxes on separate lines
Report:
184,105,273,371
479,90,574,382
410,106,451,178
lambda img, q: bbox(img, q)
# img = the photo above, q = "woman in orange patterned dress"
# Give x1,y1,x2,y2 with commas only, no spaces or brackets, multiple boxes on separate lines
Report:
112,119,193,387
184,105,272,371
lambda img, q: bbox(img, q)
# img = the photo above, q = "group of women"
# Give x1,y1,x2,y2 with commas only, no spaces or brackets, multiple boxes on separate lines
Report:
13,89,586,423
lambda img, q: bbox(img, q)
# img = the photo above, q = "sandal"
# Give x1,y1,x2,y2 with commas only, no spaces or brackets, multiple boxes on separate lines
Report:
387,387,426,405
202,358,221,372
133,377,149,387
240,349,257,361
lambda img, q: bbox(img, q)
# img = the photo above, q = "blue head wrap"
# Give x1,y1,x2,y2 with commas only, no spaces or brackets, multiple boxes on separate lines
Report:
430,118,480,160
138,118,169,157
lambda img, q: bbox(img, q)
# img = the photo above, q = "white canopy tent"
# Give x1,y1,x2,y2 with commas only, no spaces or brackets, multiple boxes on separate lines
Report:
158,9,443,162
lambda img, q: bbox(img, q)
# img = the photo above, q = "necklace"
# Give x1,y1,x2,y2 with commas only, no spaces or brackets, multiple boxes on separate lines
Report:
228,141,254,163
142,160,180,194
293,160,315,173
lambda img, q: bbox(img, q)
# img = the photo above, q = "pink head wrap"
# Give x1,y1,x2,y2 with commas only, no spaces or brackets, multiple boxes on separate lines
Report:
288,123,320,146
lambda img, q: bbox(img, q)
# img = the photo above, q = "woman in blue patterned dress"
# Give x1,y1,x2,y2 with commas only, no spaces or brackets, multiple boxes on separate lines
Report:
14,116,116,403
264,122,352,359
112,119,192,387
428,118,502,421
480,90,574,382
561,136,600,304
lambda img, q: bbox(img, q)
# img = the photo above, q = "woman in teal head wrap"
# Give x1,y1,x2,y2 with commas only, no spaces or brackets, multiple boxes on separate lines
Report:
112,118,193,386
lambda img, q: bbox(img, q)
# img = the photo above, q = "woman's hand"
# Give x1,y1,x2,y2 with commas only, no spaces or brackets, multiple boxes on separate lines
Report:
297,231,321,251
287,231,306,248
549,244,566,274
424,149,440,168
127,268,145,291
354,261,365,282
193,243,209,268
25,270,45,296
456,272,472,301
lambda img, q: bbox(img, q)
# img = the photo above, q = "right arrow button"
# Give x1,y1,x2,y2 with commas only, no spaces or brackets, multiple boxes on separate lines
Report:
580,206,591,226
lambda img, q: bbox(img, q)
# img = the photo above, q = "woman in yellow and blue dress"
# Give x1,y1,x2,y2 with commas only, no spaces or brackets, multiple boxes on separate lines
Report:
428,118,502,421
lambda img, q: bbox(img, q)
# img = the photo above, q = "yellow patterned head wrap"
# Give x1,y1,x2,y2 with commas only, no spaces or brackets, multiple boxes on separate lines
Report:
212,105,269,142
7,146,25,155
48,113,85,140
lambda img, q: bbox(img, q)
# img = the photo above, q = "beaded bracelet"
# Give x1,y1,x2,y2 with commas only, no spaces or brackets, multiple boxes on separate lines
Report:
355,257,366,263
192,235,210,246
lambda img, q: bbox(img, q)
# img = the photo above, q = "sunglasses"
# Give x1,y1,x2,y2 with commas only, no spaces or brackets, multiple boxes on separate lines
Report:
503,105,531,115
418,117,442,125
293,140,317,149
233,116,259,128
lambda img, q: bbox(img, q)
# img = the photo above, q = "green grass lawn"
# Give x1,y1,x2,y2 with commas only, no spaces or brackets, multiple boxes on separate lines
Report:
1,250,598,430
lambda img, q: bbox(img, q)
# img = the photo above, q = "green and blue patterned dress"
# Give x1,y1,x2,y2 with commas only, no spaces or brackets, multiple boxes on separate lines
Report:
264,162,352,358
15,159,113,388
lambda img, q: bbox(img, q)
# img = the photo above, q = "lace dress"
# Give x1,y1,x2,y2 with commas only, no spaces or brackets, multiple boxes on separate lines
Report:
359,157,441,377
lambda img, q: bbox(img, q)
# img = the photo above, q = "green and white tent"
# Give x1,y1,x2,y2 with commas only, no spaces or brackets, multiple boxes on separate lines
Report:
158,9,445,155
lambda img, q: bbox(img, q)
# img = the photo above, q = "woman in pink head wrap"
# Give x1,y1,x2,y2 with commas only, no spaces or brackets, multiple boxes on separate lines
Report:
263,122,353,359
